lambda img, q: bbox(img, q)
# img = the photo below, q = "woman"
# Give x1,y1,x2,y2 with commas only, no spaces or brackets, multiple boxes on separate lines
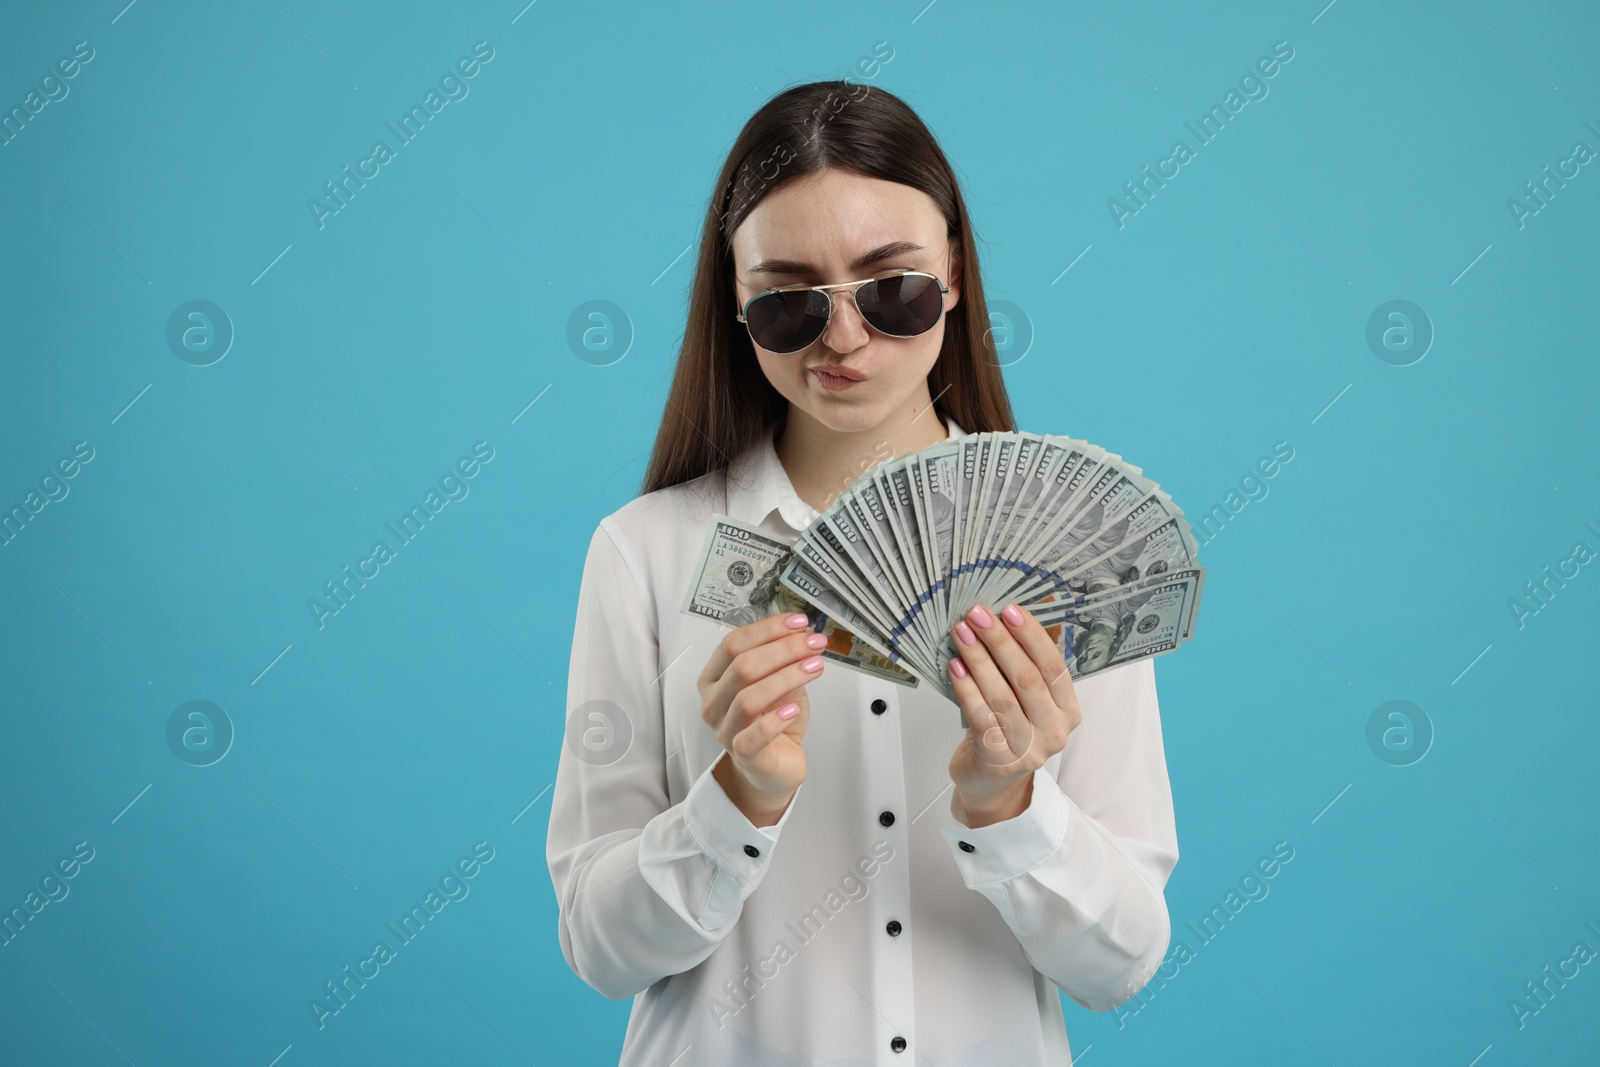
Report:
547,81,1178,1065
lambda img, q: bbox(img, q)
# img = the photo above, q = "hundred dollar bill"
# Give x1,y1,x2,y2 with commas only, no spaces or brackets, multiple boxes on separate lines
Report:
1027,567,1203,676
925,568,1205,715
683,514,918,688
994,495,1200,631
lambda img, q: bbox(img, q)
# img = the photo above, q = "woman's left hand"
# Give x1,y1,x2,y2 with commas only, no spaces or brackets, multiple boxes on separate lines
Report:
946,603,1082,828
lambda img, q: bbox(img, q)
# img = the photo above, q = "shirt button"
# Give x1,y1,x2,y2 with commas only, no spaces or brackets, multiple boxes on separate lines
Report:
743,844,760,858
878,810,895,827
886,919,902,937
871,698,887,715
958,840,975,852
890,1036,907,1053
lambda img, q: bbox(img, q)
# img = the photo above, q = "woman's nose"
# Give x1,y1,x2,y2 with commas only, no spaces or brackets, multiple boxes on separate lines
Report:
820,289,871,353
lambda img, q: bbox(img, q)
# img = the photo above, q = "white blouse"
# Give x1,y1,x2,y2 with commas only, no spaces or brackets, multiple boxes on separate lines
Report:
546,415,1179,1066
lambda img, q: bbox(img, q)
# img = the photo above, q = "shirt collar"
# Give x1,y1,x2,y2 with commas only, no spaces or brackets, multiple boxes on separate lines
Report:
726,413,967,533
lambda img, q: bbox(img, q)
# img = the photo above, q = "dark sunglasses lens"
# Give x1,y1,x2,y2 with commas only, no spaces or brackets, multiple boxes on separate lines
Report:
746,290,830,353
857,274,943,337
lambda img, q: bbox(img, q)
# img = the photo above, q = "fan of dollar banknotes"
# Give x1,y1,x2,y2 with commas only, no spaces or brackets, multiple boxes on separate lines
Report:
683,431,1205,716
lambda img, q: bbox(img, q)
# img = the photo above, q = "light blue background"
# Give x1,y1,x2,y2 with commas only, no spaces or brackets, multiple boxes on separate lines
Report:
2,1,1596,1063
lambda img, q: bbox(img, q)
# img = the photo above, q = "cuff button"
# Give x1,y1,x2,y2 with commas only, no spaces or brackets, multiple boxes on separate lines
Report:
957,840,974,852
743,844,760,858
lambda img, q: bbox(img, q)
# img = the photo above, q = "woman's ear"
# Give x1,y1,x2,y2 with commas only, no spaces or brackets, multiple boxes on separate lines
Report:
945,243,963,310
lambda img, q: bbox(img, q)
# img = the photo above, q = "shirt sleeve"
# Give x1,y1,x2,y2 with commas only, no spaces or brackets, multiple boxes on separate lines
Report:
546,519,804,1001
935,656,1178,1011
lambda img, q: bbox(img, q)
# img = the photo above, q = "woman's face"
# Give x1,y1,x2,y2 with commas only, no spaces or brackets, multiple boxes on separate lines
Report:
730,167,962,437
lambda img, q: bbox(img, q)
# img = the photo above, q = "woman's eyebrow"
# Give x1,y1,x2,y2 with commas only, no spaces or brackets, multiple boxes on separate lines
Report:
748,241,925,276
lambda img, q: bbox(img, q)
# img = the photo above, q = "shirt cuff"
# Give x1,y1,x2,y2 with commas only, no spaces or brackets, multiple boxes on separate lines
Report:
937,767,1071,888
681,751,803,884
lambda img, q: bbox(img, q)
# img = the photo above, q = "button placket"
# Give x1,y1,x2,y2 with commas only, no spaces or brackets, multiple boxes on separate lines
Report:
861,688,914,1062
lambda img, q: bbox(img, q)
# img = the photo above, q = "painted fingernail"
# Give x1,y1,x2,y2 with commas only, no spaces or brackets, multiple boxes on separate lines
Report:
805,633,827,649
954,621,977,646
801,656,824,673
950,657,969,679
968,604,993,628
785,613,809,629
1002,604,1025,627
777,702,800,719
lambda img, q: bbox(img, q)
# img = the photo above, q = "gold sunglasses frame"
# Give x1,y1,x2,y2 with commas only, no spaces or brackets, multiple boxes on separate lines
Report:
735,270,950,351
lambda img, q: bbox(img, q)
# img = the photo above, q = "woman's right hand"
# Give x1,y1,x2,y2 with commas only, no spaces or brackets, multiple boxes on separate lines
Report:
697,611,827,825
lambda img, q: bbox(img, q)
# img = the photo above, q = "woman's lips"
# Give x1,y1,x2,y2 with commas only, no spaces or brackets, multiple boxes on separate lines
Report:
809,366,866,390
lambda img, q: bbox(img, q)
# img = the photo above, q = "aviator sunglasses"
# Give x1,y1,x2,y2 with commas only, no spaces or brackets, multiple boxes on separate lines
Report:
736,270,950,354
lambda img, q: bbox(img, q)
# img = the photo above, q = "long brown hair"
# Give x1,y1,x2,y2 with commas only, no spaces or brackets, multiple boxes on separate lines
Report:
641,80,1015,495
